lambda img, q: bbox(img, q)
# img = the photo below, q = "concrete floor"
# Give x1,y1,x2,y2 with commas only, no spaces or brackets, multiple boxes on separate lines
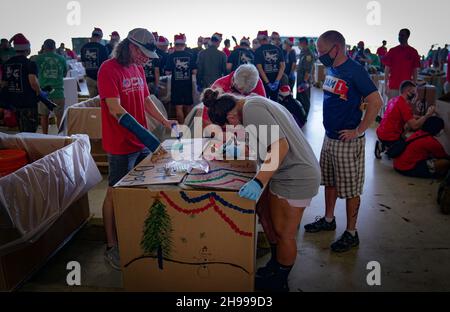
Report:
14,87,450,292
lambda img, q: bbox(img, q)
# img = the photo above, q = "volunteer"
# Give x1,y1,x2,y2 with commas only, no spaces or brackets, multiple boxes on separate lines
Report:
202,88,321,292
98,28,176,270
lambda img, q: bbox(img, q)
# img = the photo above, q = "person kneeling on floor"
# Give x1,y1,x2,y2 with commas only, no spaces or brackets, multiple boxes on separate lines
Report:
376,80,435,150
394,116,450,178
202,88,321,292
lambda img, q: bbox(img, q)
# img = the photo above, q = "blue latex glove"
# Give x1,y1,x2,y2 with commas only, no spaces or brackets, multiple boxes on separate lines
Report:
272,80,280,91
222,143,241,159
297,82,309,93
119,113,161,153
38,90,57,111
239,179,263,201
289,73,296,81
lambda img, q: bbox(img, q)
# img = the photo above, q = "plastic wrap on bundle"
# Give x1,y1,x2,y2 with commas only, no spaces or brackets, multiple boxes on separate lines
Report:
0,133,102,255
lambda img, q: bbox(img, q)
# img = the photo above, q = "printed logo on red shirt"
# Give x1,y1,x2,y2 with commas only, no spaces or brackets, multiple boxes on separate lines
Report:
122,76,144,94
323,75,349,100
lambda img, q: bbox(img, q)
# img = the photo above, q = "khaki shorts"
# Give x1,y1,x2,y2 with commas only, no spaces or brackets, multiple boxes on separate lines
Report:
86,77,99,97
38,98,65,120
320,136,366,199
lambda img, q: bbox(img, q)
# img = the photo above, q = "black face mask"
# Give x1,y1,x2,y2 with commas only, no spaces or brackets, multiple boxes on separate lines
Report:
407,92,416,101
319,45,337,67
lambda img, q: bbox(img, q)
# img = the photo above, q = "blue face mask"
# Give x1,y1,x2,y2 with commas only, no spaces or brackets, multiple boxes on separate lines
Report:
319,45,337,67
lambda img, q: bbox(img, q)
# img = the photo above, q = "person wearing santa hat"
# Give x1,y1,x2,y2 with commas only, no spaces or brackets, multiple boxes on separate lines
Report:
97,28,177,270
106,31,121,57
165,34,197,124
197,32,227,91
227,37,255,72
254,30,286,102
155,36,169,73
283,37,297,90
271,31,282,50
80,27,109,97
0,33,46,132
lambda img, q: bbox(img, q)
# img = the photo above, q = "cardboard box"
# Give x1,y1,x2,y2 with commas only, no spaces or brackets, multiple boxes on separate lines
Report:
0,196,89,291
314,63,326,85
415,85,437,116
436,95,450,154
112,142,258,292
113,186,256,292
0,134,101,291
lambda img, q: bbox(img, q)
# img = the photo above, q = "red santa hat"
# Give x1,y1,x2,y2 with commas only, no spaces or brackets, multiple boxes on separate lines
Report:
110,31,120,39
156,36,170,47
284,37,295,46
279,85,291,97
174,33,186,45
10,33,30,51
257,30,269,40
240,37,251,46
211,32,223,42
92,27,103,38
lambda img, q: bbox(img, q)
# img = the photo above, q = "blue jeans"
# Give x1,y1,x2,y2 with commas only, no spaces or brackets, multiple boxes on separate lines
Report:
107,148,150,187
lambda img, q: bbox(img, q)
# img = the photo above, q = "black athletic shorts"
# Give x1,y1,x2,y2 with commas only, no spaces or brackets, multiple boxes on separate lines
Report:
171,82,193,106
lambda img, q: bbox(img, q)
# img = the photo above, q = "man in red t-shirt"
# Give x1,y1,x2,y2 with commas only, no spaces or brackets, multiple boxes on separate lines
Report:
376,40,388,71
394,117,449,178
383,29,421,100
97,28,175,270
377,80,435,146
202,64,266,128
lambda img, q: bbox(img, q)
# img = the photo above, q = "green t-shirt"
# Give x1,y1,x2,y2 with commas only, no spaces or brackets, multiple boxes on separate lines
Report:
369,53,381,68
35,52,67,99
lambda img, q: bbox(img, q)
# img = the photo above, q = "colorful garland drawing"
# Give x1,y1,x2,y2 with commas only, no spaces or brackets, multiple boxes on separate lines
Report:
184,169,255,190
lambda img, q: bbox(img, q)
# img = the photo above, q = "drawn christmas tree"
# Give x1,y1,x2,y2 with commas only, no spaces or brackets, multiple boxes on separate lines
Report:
140,199,173,270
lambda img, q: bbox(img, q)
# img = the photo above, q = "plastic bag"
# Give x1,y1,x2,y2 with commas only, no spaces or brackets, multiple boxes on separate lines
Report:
164,160,209,176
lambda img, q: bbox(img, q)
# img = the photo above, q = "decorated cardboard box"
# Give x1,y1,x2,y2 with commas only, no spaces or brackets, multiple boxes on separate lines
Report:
112,139,258,292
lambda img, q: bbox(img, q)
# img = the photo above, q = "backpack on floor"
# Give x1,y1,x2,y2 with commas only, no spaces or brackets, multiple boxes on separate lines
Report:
438,171,450,215
386,134,432,159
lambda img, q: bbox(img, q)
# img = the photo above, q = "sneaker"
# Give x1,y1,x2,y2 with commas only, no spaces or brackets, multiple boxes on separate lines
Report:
255,270,289,292
104,245,121,270
304,217,336,233
256,259,277,278
331,231,360,253
374,141,383,159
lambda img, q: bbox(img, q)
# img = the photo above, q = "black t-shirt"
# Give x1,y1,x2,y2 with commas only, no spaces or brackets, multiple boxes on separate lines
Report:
254,44,285,82
143,58,160,83
1,55,39,109
284,49,297,75
227,48,255,72
165,50,196,86
157,49,168,74
80,42,109,80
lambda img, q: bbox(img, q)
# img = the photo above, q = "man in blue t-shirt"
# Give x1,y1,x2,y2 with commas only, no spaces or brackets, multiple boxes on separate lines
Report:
304,31,383,253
